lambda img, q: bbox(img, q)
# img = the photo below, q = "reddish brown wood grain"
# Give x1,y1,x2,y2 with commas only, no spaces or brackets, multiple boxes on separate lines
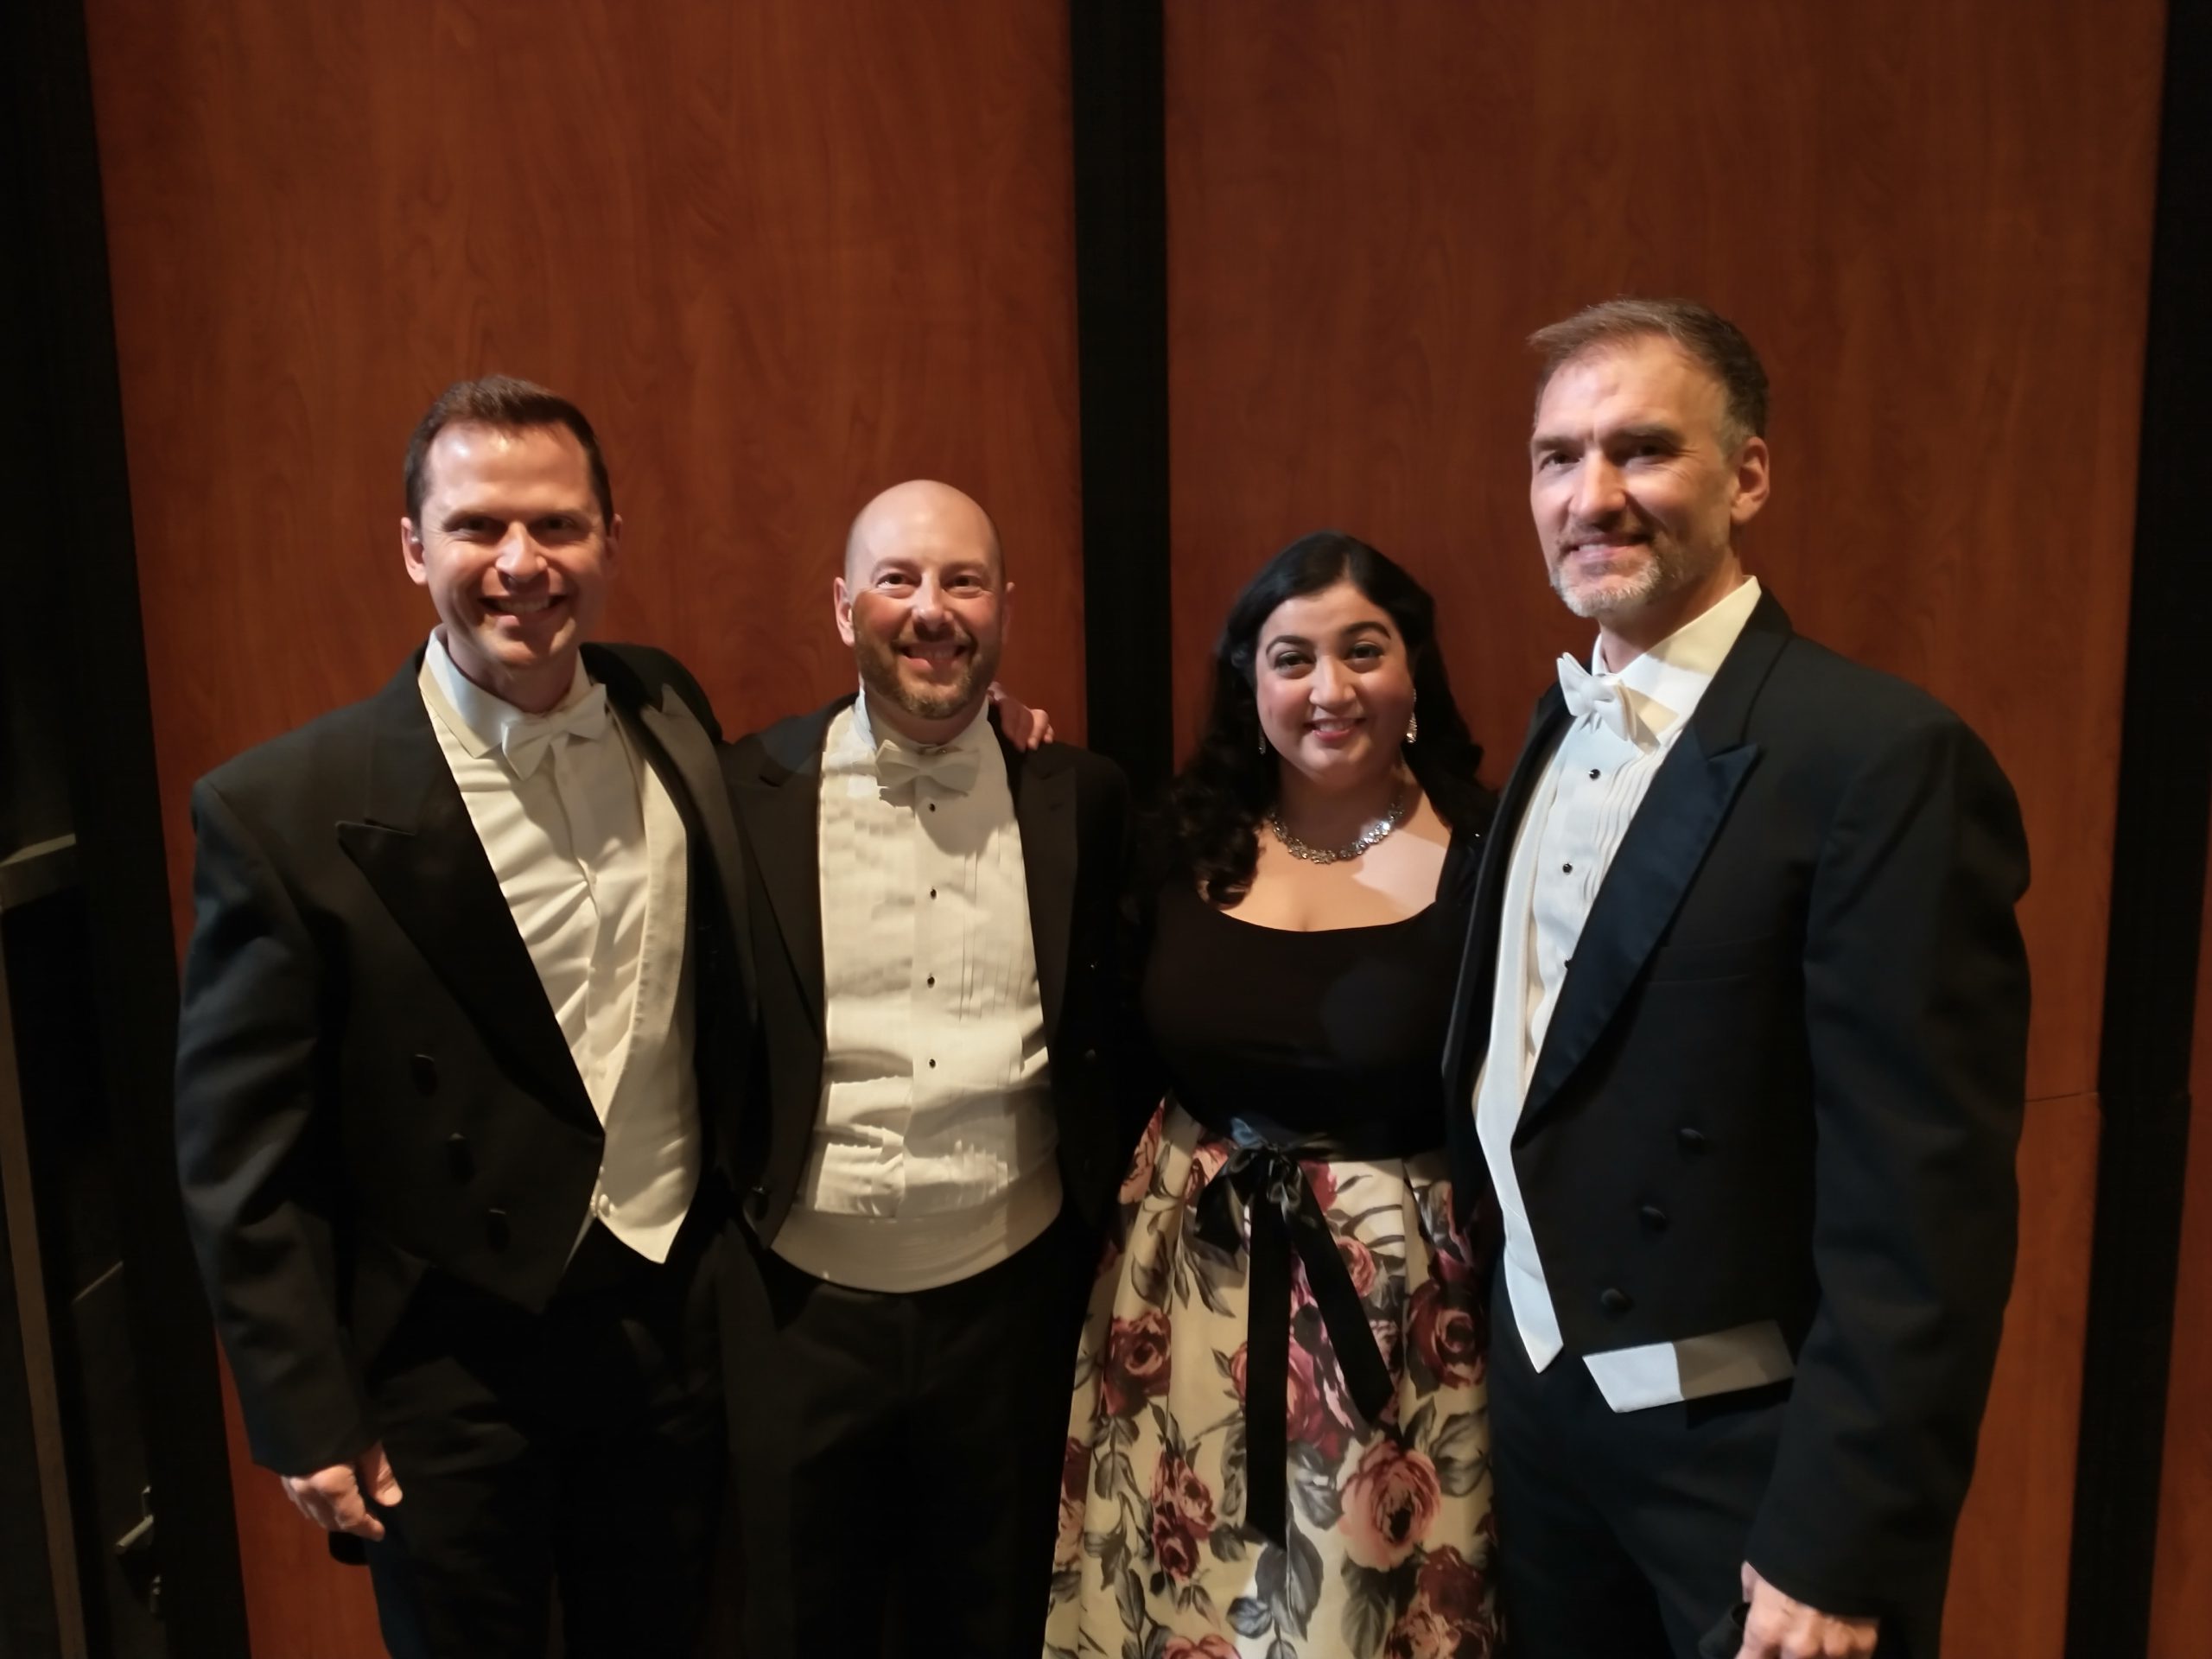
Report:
86,0,1087,950
1165,5,2164,1656
1166,0,2158,1102
2150,872,2212,1656
83,2,1084,1653
1942,1090,2099,1651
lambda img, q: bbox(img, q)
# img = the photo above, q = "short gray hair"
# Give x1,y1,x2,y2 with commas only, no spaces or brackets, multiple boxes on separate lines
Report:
1529,298,1769,449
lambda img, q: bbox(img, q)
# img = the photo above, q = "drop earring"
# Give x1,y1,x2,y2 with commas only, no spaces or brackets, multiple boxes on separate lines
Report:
1405,708,1419,744
1257,729,1268,756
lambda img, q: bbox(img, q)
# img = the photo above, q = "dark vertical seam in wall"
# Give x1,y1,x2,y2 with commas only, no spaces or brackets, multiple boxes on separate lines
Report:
1068,1,1173,798
2066,3,2212,1653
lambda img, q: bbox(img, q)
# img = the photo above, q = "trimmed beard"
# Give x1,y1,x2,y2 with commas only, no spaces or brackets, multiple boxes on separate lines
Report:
1550,539,1692,621
855,630,1000,723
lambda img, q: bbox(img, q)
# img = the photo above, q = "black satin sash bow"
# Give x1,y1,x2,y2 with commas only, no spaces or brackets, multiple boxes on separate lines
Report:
1189,1116,1419,1543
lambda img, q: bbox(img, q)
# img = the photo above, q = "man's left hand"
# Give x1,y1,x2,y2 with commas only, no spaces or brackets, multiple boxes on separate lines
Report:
1736,1563,1878,1659
988,683,1054,749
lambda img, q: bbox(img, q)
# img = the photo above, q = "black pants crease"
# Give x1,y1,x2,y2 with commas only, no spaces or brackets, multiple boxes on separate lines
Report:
722,1210,1090,1659
359,1214,726,1659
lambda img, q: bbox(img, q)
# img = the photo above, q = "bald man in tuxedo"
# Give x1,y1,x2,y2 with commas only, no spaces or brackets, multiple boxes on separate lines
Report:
720,481,1136,1657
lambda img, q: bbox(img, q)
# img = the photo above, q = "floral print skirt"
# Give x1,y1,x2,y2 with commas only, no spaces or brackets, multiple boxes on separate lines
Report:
1045,1104,1501,1659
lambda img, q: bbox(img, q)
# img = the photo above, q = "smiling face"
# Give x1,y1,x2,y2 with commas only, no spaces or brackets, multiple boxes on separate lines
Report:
835,480,1009,741
401,422,619,712
1529,334,1769,652
1253,578,1416,792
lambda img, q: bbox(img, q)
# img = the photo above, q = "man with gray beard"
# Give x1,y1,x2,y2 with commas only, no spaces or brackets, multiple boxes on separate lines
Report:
718,481,1137,1656
1443,301,2031,1659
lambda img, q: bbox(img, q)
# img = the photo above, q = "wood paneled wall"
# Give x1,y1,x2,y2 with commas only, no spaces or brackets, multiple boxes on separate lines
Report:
81,0,2186,1652
1162,4,2164,1654
86,0,1089,939
2151,868,2212,1654
82,2,1085,1653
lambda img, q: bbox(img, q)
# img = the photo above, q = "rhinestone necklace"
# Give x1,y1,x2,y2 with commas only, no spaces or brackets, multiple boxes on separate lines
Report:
1267,785,1408,865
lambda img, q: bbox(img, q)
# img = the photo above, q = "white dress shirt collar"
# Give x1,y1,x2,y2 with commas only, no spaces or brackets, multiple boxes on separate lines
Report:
1592,575,1764,744
423,629,597,761
850,686,994,767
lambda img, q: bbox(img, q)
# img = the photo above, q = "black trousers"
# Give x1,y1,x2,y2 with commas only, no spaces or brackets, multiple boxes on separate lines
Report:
359,1211,725,1659
1489,1269,1942,1659
722,1209,1091,1659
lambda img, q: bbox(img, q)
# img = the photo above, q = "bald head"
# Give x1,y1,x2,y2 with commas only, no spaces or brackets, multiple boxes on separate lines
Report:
834,479,1012,743
843,479,1003,585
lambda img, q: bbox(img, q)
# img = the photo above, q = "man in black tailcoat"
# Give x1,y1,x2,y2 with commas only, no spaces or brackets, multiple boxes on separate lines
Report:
1446,301,2031,1659
175,377,749,1656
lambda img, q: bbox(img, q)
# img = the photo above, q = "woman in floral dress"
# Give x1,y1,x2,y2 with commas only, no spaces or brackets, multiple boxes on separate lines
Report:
1045,533,1501,1659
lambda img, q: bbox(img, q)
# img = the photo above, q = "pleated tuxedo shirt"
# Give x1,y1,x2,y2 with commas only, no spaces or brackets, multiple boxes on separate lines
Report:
771,694,1060,1293
420,632,699,1262
1475,578,1796,1410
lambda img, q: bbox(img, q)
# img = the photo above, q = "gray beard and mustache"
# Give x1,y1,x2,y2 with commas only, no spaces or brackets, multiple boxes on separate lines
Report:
855,625,1000,721
1550,531,1701,620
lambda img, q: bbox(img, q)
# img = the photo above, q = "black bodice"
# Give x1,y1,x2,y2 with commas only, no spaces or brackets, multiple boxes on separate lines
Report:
1139,836,1477,1153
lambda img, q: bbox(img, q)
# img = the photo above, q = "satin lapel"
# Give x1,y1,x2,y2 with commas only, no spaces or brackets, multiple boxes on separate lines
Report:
1515,603,1790,1140
1440,690,1567,1099
631,684,757,1021
729,705,836,1037
1005,735,1077,1045
334,659,599,1134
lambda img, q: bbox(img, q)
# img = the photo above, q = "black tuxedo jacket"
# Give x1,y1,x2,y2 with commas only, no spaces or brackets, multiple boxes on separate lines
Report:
723,696,1136,1247
175,644,752,1478
1442,592,2030,1616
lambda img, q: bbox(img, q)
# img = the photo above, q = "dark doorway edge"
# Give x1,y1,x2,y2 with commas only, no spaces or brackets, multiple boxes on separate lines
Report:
2065,3,2212,1655
2,0,251,1651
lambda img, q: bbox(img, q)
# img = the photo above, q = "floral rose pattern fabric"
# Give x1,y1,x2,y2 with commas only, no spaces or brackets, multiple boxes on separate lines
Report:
1045,1105,1499,1658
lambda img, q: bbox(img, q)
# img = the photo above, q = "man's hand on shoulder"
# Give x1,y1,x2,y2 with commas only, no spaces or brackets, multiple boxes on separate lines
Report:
1736,1563,1877,1659
281,1440,404,1541
988,682,1054,749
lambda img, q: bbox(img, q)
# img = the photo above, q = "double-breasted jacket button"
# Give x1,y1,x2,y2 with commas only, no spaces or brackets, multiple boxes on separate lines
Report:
1677,1126,1708,1154
1639,1205,1670,1232
411,1053,439,1095
1082,1047,1100,1065
485,1208,511,1250
446,1133,474,1181
1599,1287,1633,1315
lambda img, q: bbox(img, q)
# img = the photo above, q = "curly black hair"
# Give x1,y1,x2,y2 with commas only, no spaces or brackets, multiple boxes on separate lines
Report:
1149,531,1487,907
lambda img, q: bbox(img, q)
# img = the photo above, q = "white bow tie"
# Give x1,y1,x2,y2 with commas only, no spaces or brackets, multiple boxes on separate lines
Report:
874,737,982,797
500,685,612,778
1556,655,1642,745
